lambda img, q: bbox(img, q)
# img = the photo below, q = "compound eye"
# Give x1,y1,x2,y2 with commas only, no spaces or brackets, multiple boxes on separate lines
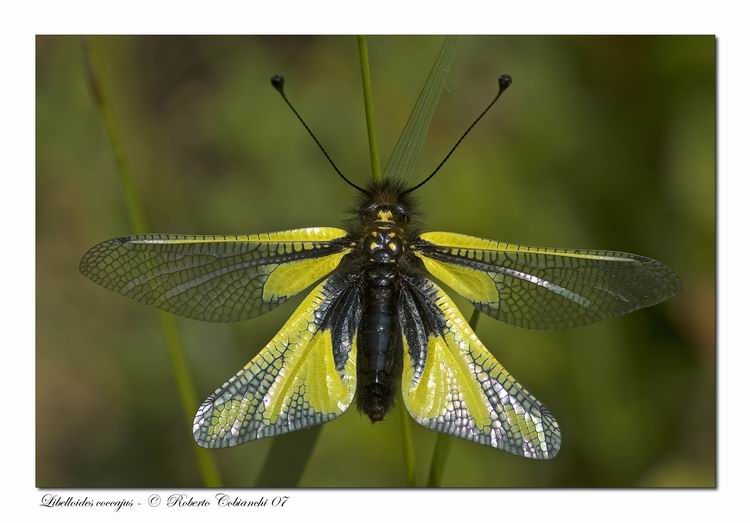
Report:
394,205,409,223
359,203,378,218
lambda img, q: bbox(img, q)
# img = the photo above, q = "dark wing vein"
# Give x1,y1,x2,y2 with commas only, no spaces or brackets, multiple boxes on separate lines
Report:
80,229,350,322
193,271,360,447
398,275,560,458
413,233,682,329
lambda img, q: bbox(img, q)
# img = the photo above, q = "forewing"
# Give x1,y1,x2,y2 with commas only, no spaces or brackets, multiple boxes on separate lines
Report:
193,271,362,447
80,227,351,322
399,275,561,459
413,231,682,329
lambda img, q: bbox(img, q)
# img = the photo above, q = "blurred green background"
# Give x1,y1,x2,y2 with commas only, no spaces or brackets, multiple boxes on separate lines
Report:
36,35,715,488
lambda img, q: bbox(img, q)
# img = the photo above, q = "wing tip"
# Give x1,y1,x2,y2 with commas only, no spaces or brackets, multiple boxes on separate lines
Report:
192,391,263,449
79,236,131,278
539,406,562,459
192,393,222,449
78,242,104,278
664,269,684,300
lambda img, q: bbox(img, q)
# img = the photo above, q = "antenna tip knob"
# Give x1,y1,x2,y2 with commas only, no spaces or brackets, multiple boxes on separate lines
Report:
498,74,512,92
271,74,285,93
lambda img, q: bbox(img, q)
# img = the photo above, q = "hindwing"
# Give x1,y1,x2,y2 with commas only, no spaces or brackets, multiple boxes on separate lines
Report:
80,227,351,322
193,271,363,447
413,231,682,330
399,275,561,459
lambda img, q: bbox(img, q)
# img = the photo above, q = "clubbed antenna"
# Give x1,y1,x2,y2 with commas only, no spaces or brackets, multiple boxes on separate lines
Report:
401,74,513,195
271,74,370,196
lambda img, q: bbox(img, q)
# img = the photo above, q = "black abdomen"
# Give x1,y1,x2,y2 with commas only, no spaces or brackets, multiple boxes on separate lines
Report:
356,267,402,422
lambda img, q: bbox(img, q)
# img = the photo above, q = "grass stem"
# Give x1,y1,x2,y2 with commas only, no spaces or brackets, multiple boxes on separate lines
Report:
399,398,417,487
82,37,222,488
357,36,383,183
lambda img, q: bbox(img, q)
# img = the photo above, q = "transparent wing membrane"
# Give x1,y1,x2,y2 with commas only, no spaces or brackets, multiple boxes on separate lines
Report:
399,276,560,458
414,232,682,330
79,227,350,322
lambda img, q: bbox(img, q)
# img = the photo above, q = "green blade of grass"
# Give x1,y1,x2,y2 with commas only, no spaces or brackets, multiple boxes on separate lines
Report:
256,427,323,487
426,432,451,488
82,37,222,488
384,36,457,182
399,396,417,487
357,36,383,183
426,308,481,487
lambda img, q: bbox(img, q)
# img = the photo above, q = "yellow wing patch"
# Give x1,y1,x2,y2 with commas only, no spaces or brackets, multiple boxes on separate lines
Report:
401,280,560,459
193,277,357,448
264,329,355,423
262,251,349,302
415,252,498,305
404,334,491,430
